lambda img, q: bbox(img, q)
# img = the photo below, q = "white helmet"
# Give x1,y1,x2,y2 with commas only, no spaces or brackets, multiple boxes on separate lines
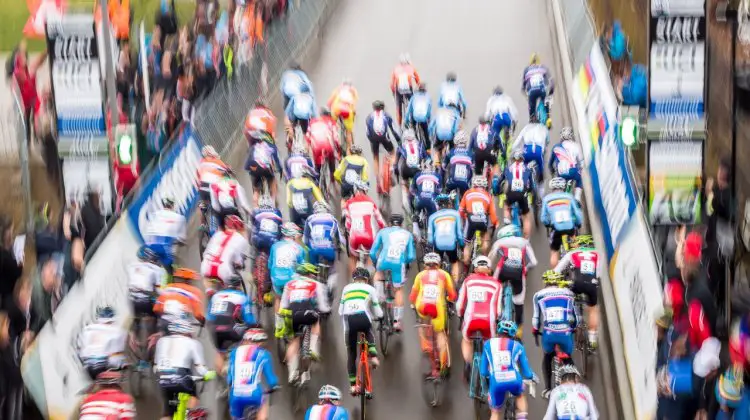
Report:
202,145,218,158
560,127,574,142
454,130,469,148
549,177,567,191
399,53,411,65
472,176,488,189
472,256,491,268
318,384,342,401
423,252,441,265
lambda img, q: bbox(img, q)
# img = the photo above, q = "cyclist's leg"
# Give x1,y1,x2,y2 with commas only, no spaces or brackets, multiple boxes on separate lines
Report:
511,275,526,337
488,383,508,420
343,314,359,390
391,263,406,327
272,281,286,337
549,230,563,267
511,379,529,418
266,171,278,204
540,335,556,392
448,248,461,285
582,279,600,346
518,190,532,239
482,224,492,254
395,92,404,124
434,306,450,369
285,304,304,382
344,110,355,151
369,136,382,184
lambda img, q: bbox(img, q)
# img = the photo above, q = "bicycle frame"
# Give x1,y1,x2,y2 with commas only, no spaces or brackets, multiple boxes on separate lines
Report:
416,322,441,379
471,229,482,262
502,279,515,322
356,332,373,416
379,271,395,356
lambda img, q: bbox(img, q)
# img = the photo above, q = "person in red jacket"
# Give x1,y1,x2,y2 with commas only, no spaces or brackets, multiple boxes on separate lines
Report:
342,181,385,275
78,370,136,419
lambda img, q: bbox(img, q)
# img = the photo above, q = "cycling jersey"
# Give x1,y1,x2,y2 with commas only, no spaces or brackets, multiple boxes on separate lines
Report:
246,140,282,176
541,192,583,233
145,209,186,266
251,207,283,253
459,188,499,232
532,286,578,355
406,92,432,124
445,147,474,192
397,138,428,180
304,213,344,264
334,155,369,197
227,343,279,419
78,322,128,375
343,194,386,254
485,93,518,131
210,178,252,215
522,64,551,95
285,92,317,122
154,334,209,376
328,85,358,133
391,64,421,95
554,248,601,282
245,106,277,140
430,107,460,143
305,403,350,420
457,274,502,340
285,153,317,180
339,282,384,322
280,69,315,105
512,123,549,172
438,81,467,112
280,276,331,314
410,268,457,332
268,239,308,294
427,208,463,251
490,236,538,282
154,283,206,323
548,141,582,179
307,116,339,168
79,389,136,419
365,110,400,142
207,289,256,326
501,161,533,199
197,157,229,192
543,383,599,420
412,170,442,216
200,230,250,282
481,337,535,410
128,260,167,294
471,122,497,155
370,226,416,288
286,177,324,226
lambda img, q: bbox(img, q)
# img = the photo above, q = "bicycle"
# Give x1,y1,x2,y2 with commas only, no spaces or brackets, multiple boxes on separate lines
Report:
501,278,516,324
169,375,210,420
337,115,349,157
198,202,219,257
503,379,537,420
573,292,591,378
289,311,319,413
378,270,396,357
128,297,157,397
240,390,276,420
526,161,541,227
356,246,369,269
251,247,272,325
354,331,374,419
378,156,393,220
533,95,553,129
468,331,490,420
319,158,336,203
469,229,483,264
415,320,446,407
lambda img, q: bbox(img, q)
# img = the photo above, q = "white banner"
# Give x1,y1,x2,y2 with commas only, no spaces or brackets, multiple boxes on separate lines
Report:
62,157,113,215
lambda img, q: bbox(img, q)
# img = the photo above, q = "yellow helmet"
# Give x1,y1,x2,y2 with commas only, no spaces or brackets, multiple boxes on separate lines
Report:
530,53,540,65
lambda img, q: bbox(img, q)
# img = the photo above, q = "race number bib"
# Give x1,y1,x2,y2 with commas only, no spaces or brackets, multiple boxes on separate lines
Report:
249,116,267,132
373,114,386,135
398,74,411,93
437,220,453,235
255,146,270,164
346,300,365,313
260,218,278,233
406,153,419,167
164,300,186,317
292,193,307,211
493,350,512,370
554,211,571,224
477,129,489,149
352,218,365,232
219,191,235,208
234,362,254,384
157,358,174,372
443,87,459,105
507,248,522,264
210,299,228,314
471,201,485,215
339,89,354,103
312,224,326,239
276,248,296,268
345,169,359,184
386,239,407,259
557,160,571,174
530,73,544,88
422,180,435,193
455,165,468,180
290,289,308,302
414,100,428,117
557,399,578,416
469,290,486,302
580,260,595,275
422,284,439,302
545,307,565,322
511,178,524,192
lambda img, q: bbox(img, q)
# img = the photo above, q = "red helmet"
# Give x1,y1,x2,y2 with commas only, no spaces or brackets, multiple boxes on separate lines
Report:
225,215,244,231
683,232,703,264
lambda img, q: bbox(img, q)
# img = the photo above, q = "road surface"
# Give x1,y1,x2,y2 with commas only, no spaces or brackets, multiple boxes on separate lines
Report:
137,0,613,418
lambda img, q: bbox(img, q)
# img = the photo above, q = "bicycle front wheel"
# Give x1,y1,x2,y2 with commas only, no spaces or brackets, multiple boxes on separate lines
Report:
379,305,392,357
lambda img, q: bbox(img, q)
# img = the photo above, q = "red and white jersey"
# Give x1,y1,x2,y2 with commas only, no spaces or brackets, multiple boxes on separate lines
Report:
457,274,502,327
210,179,251,213
279,277,331,313
196,158,228,188
554,248,601,281
79,388,136,419
307,117,339,166
200,230,251,281
343,194,385,243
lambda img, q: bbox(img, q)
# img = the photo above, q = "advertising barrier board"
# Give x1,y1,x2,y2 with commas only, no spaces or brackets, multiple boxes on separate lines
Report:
648,139,703,224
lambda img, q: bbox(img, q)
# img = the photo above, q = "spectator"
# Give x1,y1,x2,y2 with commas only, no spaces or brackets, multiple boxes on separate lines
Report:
618,62,648,107
0,311,23,420
12,41,47,140
30,254,65,328
34,203,63,262
0,219,23,311
705,158,735,317
156,0,178,43
63,201,85,287
80,190,105,250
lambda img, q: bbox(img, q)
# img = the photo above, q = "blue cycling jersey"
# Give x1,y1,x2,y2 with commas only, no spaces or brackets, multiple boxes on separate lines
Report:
406,92,432,123
286,154,317,180
540,192,583,232
365,111,400,142
532,286,578,336
481,336,535,390
281,69,315,100
427,209,464,251
438,81,467,111
305,403,350,420
370,226,416,268
227,344,279,418
412,170,443,199
444,147,474,185
268,239,308,290
251,208,283,251
430,107,460,142
207,289,256,325
522,64,551,94
502,162,534,194
470,123,496,151
304,213,344,257
397,139,428,172
285,92,317,121
247,141,283,173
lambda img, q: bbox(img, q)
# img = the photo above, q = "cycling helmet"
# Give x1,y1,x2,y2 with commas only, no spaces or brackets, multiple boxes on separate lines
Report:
549,177,567,191
353,267,371,281
321,106,332,117
423,252,441,266
350,145,363,155
354,180,370,193
402,129,417,142
574,235,594,249
225,215,245,231
226,274,243,288
417,83,427,92
493,86,504,96
167,319,194,336
372,100,385,111
292,144,307,156
436,193,452,207
342,77,353,86
530,53,540,65
319,384,343,401
559,364,581,379
398,53,411,65
472,255,491,269
472,175,488,189
96,306,115,322
300,84,311,94
281,222,302,238
454,130,469,148
560,126,574,142
313,201,330,214
389,213,404,226
497,320,518,337
243,328,268,343
717,366,744,408
446,72,457,82
296,262,319,277
512,149,524,161
137,245,159,262
162,197,175,209
542,270,562,286
258,195,274,209
202,145,219,158
529,113,540,124
174,268,201,282
497,224,521,239
478,114,490,125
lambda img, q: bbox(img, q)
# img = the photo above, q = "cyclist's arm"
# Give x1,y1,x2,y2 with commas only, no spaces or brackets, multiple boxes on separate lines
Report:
279,283,291,311
206,296,217,323
516,345,536,380
374,207,386,230
547,149,557,174
488,240,501,260
227,349,236,387
284,98,294,119
370,285,385,319
271,145,283,174
572,200,584,228
456,281,468,316
444,271,458,302
508,97,519,122
455,215,465,247
595,252,603,280
369,232,382,264
189,338,209,377
568,297,579,329
479,341,491,377
540,199,551,227
338,287,346,316
525,241,538,269
360,162,370,183
531,293,541,333
426,217,435,246
413,69,422,86
458,87,467,111
406,235,416,264
409,273,422,305
301,73,315,100
488,196,499,226
542,391,558,420
552,252,572,274
404,100,413,122
260,351,280,389
388,115,402,143
315,281,331,314
303,221,311,245
236,184,252,215
458,195,468,219
242,298,256,325
583,386,599,419
311,184,324,203
333,159,346,182
389,71,397,93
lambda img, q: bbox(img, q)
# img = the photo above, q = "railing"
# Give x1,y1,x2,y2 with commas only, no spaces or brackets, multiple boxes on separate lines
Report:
558,0,599,70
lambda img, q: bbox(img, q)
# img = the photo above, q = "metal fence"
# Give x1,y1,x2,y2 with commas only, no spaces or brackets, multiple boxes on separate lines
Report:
0,79,24,163
558,0,599,71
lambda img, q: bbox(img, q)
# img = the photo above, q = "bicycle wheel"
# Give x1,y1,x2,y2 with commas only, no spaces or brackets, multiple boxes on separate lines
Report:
503,284,515,322
358,338,369,419
379,276,393,356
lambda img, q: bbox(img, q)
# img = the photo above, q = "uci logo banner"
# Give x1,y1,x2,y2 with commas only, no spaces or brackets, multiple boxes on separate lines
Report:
126,127,203,242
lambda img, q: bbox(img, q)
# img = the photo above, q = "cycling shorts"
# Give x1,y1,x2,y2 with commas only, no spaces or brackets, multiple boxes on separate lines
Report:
249,165,275,192
211,323,248,353
368,134,394,157
290,208,312,229
492,112,513,133
341,183,355,200
130,291,156,317
229,392,264,419
462,316,493,341
309,247,336,265
272,277,293,296
348,232,375,255
557,166,582,187
434,247,459,264
465,218,489,238
446,178,470,196
541,331,574,355
473,148,496,174
290,301,319,334
416,302,448,333
252,234,277,254
400,162,420,182
489,379,523,410
158,368,196,417
549,228,576,251
572,275,598,306
377,261,407,288
332,105,355,132
522,145,544,179
414,196,437,216
505,191,529,215
497,263,524,289
311,141,336,168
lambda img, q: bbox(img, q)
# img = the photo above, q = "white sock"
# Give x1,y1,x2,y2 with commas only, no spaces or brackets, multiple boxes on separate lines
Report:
375,280,385,301
311,334,320,355
275,314,284,330
288,354,299,382
575,187,583,202
588,330,597,342
394,306,403,321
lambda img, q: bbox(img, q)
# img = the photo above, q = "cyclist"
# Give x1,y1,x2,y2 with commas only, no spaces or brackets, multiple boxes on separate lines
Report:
211,169,253,225
429,105,461,164
245,100,277,145
395,129,429,217
279,263,330,383
548,126,583,202
541,177,584,267
281,62,315,112
457,256,502,381
391,53,421,125
333,144,369,211
342,181,386,275
511,113,549,197
366,100,402,188
144,197,186,273
485,86,519,148
304,201,345,298
227,329,280,420
207,273,257,375
154,316,216,420
438,72,467,118
411,160,442,236
532,270,578,398
307,107,340,180
246,131,284,207
459,175,499,261
269,223,308,336
340,267,383,396
522,53,555,127
543,365,599,419
78,370,136,419
370,213,416,331
285,145,318,181
250,195,283,256
427,193,464,282
78,306,128,380
410,252,458,375
197,145,230,208
128,246,167,352
285,84,317,144
286,167,324,227
482,320,538,420
499,150,534,239
154,268,206,325
470,115,500,177
306,385,350,419
443,130,474,203
405,83,432,148
200,215,251,295
328,78,359,153
554,235,601,349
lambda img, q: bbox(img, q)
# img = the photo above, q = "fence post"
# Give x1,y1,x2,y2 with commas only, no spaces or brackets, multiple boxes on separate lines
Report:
11,79,34,237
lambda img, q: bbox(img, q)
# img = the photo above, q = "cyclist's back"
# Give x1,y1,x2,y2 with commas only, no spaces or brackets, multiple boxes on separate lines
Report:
286,176,324,226
79,322,128,375
481,336,534,404
228,343,279,419
207,288,256,350
412,169,442,216
427,207,462,252
397,137,427,181
200,228,251,283
286,152,317,180
145,208,186,246
155,282,205,323
343,193,385,253
445,146,473,194
305,403,350,419
370,225,416,286
79,388,136,419
304,212,343,264
251,206,283,253
490,235,538,278
459,187,499,232
458,273,502,339
541,191,582,233
532,286,577,343
512,122,548,172
544,382,598,420
334,154,368,198
269,238,308,294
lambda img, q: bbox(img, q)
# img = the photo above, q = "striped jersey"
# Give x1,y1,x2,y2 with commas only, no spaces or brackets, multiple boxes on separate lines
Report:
338,283,384,322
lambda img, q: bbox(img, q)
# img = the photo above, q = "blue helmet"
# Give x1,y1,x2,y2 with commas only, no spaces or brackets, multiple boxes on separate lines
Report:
137,245,159,263
436,193,452,206
497,320,518,337
300,84,310,94
96,306,115,322
497,224,521,240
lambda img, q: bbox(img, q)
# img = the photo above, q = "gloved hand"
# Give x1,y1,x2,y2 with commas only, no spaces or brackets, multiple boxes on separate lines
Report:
204,370,217,381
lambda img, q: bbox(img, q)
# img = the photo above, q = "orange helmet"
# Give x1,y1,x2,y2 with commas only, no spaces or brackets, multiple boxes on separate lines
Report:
173,268,200,282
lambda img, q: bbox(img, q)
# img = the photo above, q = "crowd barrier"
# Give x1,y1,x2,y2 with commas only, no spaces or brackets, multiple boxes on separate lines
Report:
20,1,339,417
552,1,664,419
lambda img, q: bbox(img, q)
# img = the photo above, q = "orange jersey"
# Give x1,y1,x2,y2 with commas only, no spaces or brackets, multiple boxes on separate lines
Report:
154,283,205,322
245,107,277,137
459,188,499,226
390,64,421,93
328,85,359,113
197,158,229,186
409,268,457,318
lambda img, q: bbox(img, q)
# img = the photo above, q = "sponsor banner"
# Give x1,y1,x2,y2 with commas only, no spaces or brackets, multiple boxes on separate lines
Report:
652,0,706,16
648,140,703,225
62,157,114,215
126,127,203,242
21,218,139,419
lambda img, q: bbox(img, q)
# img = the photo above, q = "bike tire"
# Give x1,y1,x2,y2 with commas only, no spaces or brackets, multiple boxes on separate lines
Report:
359,358,368,420
379,307,391,357
472,363,485,420
504,394,517,419
503,284,515,322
